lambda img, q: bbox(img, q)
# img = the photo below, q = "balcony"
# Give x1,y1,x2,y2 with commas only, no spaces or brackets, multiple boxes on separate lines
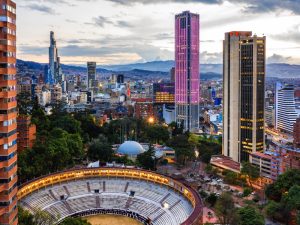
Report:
0,80,16,86
0,164,17,180
0,57,16,64
0,122,16,133
0,45,15,53
0,152,16,168
0,143,16,155
0,133,17,145
0,101,17,109
0,112,17,122
0,182,17,202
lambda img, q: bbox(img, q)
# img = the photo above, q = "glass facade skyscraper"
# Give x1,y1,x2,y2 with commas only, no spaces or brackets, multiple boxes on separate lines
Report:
175,11,200,131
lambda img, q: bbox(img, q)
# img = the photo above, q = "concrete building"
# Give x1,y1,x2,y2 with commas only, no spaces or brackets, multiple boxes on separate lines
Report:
175,11,200,132
87,62,96,89
153,82,175,105
223,31,266,163
250,152,272,179
133,98,154,119
51,84,62,103
275,82,298,133
0,1,18,224
294,117,300,148
163,104,175,124
265,105,275,127
17,115,36,152
170,67,175,82
35,86,51,106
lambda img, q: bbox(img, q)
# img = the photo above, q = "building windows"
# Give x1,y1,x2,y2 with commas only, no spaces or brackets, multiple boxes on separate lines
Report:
0,86,16,92
0,27,16,36
3,118,16,127
0,63,16,69
0,15,16,24
2,4,16,14
3,139,17,150
0,152,16,162
0,39,16,46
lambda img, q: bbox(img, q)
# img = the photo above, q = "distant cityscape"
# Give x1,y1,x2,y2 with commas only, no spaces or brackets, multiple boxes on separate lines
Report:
0,1,300,225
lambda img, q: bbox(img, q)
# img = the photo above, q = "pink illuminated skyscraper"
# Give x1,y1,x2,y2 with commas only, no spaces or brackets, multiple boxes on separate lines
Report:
175,11,200,131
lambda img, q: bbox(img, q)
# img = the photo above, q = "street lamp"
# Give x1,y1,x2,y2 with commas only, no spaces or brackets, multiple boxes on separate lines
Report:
148,117,154,124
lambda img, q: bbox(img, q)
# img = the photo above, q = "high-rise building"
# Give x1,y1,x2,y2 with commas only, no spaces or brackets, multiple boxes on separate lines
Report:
293,117,300,148
117,74,124,84
223,31,266,162
87,62,96,89
48,31,64,86
175,11,200,131
0,1,18,224
153,82,175,105
48,31,57,85
275,82,298,133
170,67,175,82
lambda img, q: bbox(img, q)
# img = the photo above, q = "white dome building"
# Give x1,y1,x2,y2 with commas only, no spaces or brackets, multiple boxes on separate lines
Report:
117,141,146,160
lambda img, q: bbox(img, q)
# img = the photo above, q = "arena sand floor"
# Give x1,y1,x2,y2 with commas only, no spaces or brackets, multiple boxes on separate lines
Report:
84,215,143,225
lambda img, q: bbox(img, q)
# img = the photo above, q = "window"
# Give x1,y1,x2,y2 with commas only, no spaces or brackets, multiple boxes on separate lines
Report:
0,15,15,24
0,27,16,36
2,4,16,14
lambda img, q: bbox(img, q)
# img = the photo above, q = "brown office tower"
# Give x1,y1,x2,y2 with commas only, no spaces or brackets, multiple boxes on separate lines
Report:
0,1,18,224
223,32,266,163
294,117,300,148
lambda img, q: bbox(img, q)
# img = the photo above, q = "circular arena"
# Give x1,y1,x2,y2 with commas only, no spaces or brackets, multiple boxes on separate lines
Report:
18,168,203,225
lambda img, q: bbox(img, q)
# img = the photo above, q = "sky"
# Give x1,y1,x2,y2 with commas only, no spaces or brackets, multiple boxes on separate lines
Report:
16,0,300,65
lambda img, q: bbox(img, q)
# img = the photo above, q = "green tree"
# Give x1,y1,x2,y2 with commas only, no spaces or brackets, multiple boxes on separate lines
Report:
50,115,81,134
33,209,57,225
241,162,259,188
223,170,239,185
265,169,300,201
215,192,238,225
18,206,34,225
243,187,252,197
168,134,194,165
88,135,113,162
237,206,264,225
136,145,155,170
206,193,218,207
60,217,91,225
17,92,33,115
146,124,169,144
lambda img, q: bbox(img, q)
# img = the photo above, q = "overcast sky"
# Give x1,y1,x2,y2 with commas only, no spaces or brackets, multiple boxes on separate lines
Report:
16,0,300,65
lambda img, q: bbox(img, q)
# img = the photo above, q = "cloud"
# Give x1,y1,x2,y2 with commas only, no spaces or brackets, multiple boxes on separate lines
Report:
271,24,300,43
106,0,300,15
200,51,222,64
107,0,222,5
232,0,300,14
87,16,114,27
25,4,56,14
116,20,133,27
267,54,293,64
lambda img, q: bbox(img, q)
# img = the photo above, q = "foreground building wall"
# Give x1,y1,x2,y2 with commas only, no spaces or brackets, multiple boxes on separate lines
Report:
0,1,18,224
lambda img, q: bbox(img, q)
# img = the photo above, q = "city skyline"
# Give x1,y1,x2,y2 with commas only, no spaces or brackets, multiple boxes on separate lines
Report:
16,0,300,65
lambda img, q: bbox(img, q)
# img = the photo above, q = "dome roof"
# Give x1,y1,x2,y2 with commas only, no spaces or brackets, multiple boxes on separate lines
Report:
117,141,145,156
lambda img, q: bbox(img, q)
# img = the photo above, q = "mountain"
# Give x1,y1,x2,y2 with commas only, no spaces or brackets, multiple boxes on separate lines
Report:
102,60,223,74
17,59,300,79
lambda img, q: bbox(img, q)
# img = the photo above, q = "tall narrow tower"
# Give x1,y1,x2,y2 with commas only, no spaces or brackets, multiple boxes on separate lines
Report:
0,1,18,224
87,62,96,89
223,32,266,162
175,11,200,131
48,31,57,85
